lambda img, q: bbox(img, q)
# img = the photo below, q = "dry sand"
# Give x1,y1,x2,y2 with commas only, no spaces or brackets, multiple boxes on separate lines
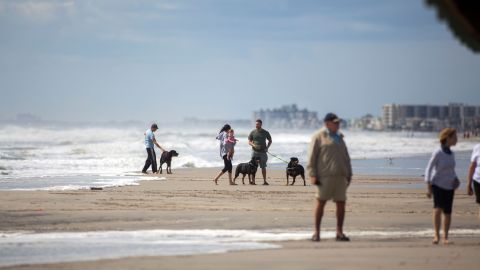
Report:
1,168,479,269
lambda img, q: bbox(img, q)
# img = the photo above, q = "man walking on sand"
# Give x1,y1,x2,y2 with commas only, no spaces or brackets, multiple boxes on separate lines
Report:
467,143,480,221
248,119,272,185
307,113,352,242
142,123,166,174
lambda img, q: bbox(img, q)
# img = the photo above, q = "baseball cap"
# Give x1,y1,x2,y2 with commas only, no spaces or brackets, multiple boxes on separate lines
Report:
324,113,341,122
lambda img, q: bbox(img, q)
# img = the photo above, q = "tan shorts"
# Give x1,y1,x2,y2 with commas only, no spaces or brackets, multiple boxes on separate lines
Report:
315,176,348,202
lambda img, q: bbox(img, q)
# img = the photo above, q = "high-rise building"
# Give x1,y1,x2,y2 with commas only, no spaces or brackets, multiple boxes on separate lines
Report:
382,103,480,131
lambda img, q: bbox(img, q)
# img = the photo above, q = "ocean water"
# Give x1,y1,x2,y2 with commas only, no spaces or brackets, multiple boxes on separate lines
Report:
1,228,479,267
0,124,478,190
1,126,479,267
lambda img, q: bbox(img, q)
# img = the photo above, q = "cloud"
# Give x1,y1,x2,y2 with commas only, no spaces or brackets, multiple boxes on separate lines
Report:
348,21,388,33
8,0,75,22
100,30,161,44
153,1,182,11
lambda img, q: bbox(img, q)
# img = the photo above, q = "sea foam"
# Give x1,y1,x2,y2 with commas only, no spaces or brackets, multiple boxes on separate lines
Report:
1,228,479,267
1,125,478,189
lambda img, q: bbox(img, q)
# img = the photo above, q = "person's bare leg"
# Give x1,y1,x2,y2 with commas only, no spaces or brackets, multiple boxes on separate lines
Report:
213,171,225,185
262,168,268,185
336,201,346,237
313,200,326,241
432,208,441,244
443,213,451,244
228,172,236,185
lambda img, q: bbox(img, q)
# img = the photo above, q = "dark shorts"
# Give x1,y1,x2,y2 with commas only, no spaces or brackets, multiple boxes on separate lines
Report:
432,185,455,214
474,181,480,204
252,151,268,169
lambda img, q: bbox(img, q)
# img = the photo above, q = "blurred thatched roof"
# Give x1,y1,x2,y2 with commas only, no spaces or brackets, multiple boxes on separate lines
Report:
426,0,480,53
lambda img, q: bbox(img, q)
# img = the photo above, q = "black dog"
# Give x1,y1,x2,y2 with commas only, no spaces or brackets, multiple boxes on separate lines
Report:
158,150,179,174
286,157,305,186
234,156,261,185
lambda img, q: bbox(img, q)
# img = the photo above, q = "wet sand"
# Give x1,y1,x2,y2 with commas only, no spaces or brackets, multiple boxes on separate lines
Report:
1,168,479,269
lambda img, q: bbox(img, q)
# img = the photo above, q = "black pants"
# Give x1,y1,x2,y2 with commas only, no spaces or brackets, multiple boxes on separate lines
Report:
474,181,480,204
142,148,157,173
222,155,232,173
432,185,454,214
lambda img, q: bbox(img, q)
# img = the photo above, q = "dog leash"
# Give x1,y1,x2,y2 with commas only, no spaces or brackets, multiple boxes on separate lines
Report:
267,151,289,164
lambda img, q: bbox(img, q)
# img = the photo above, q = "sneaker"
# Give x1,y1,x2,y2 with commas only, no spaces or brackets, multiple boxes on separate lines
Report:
336,234,350,242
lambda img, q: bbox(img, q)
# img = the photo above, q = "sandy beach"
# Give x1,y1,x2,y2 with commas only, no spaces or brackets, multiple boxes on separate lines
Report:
1,168,479,269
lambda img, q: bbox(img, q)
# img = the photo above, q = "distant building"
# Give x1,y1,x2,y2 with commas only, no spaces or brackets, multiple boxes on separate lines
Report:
15,113,42,123
382,103,480,131
351,114,383,131
252,104,321,129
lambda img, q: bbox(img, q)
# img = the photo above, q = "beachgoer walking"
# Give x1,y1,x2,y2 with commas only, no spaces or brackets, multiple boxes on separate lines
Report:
248,119,272,185
142,123,166,174
425,128,460,245
467,143,480,221
213,124,236,185
307,113,352,242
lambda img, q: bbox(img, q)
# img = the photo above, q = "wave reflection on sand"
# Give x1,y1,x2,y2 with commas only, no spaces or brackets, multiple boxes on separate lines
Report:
1,228,480,267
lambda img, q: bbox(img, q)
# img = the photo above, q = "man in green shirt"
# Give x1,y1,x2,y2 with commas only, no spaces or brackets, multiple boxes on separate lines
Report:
248,119,272,185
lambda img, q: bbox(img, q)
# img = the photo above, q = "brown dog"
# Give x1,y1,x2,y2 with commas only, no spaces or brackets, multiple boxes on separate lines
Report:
158,150,179,174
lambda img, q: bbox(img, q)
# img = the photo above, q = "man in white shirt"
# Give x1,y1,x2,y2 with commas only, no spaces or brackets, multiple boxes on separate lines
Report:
467,143,480,220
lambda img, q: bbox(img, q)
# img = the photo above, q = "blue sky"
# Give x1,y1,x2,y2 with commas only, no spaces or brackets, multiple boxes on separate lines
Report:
1,0,479,122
